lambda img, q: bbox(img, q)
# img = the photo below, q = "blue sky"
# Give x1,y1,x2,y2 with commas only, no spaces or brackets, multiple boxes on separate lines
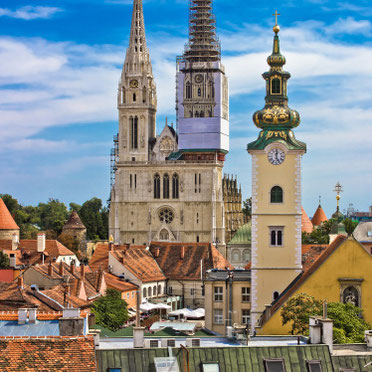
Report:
0,0,371,218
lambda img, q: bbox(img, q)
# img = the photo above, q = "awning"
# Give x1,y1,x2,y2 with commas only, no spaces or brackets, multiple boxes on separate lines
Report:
168,308,205,318
140,301,171,312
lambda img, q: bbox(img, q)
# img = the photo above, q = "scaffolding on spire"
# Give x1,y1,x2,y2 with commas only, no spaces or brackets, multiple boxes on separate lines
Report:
184,0,221,62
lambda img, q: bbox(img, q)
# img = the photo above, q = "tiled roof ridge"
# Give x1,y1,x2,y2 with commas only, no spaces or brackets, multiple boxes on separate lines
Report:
0,335,92,339
261,235,348,326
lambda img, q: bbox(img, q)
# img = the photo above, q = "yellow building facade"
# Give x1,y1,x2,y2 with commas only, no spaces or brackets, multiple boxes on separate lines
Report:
247,23,306,331
257,236,372,334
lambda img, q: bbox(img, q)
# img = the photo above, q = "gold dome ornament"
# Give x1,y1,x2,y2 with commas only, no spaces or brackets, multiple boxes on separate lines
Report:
273,25,280,34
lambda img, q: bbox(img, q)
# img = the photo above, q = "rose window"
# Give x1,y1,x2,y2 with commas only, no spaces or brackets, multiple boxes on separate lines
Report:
158,208,174,224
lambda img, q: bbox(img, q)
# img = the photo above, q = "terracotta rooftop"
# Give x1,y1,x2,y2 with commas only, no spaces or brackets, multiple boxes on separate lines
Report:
0,239,75,266
301,244,329,271
301,207,313,233
0,198,19,230
63,210,86,230
89,242,132,271
312,204,328,226
111,246,166,283
0,336,96,371
149,242,232,281
105,272,138,292
29,262,105,300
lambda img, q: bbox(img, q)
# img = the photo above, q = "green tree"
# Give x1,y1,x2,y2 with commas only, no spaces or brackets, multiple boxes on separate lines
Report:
37,199,69,235
281,293,323,335
242,197,252,219
327,302,371,343
0,251,10,268
302,218,337,244
343,218,358,236
281,293,371,343
91,289,129,331
79,198,108,240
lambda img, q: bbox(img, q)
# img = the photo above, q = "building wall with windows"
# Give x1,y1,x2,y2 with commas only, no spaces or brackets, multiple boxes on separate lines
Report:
110,161,226,254
257,236,372,334
204,270,251,335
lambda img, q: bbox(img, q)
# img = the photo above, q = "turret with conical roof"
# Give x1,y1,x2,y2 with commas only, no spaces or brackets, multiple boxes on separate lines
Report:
302,207,313,234
61,210,87,250
0,198,19,240
312,204,328,227
248,21,306,151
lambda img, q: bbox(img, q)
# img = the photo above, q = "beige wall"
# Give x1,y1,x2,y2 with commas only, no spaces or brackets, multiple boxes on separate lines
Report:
205,280,251,335
0,229,19,240
249,145,304,331
109,162,226,252
167,279,204,309
24,267,61,290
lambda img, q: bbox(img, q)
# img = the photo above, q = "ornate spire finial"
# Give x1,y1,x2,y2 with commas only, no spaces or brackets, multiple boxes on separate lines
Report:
319,195,322,206
333,182,343,211
272,10,280,34
128,0,148,56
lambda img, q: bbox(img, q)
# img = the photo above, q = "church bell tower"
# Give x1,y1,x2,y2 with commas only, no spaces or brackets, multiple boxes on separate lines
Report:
176,0,229,156
118,0,157,162
247,16,307,331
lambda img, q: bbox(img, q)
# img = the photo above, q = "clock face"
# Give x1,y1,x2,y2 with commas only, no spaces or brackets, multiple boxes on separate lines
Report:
268,148,285,165
195,74,203,83
130,79,138,88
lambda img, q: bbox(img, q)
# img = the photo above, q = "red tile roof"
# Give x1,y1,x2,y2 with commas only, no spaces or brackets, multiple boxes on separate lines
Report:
111,246,166,283
301,207,313,233
301,244,329,271
0,239,75,266
89,242,131,271
149,242,232,281
0,336,96,371
0,198,19,230
105,272,138,292
63,210,86,230
312,204,328,226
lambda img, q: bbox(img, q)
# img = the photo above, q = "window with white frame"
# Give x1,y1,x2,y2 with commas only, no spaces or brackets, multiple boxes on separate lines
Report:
270,227,284,246
214,286,223,302
214,308,223,324
242,287,250,302
242,309,250,325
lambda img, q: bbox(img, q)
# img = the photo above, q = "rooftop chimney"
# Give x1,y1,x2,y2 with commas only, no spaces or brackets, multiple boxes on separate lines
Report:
17,308,27,325
154,248,160,258
17,276,23,289
37,232,46,253
48,262,53,276
12,233,19,251
180,246,185,260
59,261,64,276
9,253,16,268
80,264,85,279
70,260,75,275
59,308,84,336
29,308,37,323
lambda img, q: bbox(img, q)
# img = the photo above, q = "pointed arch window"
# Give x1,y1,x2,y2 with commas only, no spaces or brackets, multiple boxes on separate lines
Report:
186,82,192,99
130,116,138,149
159,229,169,241
163,173,170,199
271,78,281,94
198,87,202,97
172,173,179,199
270,186,283,203
154,173,160,199
142,86,146,103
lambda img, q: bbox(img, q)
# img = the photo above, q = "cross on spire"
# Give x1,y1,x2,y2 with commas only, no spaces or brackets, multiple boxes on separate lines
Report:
333,182,343,196
272,10,280,26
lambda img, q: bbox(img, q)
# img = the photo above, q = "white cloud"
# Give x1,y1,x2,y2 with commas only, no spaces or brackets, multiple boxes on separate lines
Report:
0,6,62,20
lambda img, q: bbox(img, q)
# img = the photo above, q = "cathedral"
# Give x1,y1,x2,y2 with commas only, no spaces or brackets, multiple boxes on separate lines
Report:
109,0,242,254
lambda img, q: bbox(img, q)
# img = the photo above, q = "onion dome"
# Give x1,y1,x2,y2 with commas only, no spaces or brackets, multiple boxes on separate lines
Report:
248,19,306,151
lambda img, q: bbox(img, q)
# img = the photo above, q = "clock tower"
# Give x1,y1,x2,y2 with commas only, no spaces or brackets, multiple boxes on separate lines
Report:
247,19,306,331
